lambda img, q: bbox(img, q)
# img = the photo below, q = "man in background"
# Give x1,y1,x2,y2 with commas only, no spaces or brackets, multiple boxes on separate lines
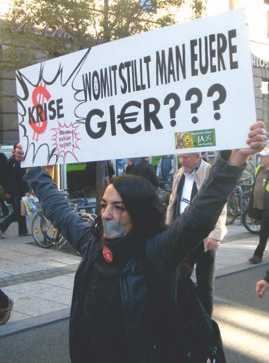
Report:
157,155,175,192
166,153,227,316
0,153,10,220
249,148,269,264
126,157,159,188
0,143,28,237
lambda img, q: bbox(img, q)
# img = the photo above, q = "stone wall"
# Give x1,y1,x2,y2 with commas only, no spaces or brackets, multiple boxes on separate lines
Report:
0,19,46,146
252,55,269,131
0,67,18,145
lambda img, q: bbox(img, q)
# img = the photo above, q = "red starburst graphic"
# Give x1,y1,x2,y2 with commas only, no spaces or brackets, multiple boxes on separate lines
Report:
51,122,81,162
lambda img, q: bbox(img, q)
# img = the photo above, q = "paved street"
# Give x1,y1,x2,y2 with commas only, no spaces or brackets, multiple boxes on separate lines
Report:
0,222,269,362
215,265,269,363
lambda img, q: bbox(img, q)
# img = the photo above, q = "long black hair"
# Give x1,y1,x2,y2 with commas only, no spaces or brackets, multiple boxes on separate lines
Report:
111,174,165,239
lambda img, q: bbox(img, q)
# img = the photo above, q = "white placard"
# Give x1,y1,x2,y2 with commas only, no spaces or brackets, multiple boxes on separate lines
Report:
16,10,255,167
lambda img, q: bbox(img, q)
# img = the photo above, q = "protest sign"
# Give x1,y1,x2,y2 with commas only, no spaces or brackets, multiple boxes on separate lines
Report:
16,10,255,167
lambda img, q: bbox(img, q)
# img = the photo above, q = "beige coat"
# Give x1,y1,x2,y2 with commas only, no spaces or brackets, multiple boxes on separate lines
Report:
166,159,227,241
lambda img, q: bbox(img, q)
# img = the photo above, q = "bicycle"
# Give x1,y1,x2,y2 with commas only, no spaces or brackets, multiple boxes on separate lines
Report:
241,209,260,234
226,180,252,225
31,196,96,250
226,184,242,225
226,179,260,234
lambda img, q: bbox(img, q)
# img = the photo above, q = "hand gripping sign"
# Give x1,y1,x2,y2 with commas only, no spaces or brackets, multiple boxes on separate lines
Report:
16,10,255,167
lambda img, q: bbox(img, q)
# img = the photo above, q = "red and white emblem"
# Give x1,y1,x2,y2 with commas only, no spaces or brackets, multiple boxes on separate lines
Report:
102,246,113,263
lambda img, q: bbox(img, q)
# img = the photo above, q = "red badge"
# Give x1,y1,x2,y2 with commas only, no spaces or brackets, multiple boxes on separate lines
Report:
102,246,113,263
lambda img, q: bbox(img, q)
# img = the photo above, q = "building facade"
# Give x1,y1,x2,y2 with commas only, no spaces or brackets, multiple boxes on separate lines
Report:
0,1,17,145
0,37,18,145
206,0,269,129
1,1,268,145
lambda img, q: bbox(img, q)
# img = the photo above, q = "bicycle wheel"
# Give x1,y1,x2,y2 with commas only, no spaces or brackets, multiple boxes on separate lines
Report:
242,210,260,234
31,212,55,248
226,194,240,225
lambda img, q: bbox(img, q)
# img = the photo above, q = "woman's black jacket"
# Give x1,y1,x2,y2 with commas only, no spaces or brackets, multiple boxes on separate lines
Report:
25,155,243,363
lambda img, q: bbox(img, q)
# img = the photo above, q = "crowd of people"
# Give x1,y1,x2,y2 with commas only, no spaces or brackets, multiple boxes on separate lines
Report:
248,147,269,264
0,122,269,362
0,143,30,326
0,143,28,239
166,152,227,317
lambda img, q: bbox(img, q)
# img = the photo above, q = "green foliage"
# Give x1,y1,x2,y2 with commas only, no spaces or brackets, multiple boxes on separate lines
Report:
1,0,207,70
190,0,207,18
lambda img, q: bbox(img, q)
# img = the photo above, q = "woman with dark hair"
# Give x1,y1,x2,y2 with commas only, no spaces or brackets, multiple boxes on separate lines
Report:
14,122,266,363
112,174,165,238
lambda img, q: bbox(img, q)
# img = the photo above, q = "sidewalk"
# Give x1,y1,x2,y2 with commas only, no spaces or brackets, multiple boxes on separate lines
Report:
0,221,269,336
0,224,80,335
215,223,269,277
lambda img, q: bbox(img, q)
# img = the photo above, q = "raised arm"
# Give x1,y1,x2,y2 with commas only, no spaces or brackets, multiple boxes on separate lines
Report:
23,167,94,255
146,121,267,269
146,153,242,267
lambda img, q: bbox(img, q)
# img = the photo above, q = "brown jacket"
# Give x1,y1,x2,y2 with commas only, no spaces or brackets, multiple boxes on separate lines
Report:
166,159,227,241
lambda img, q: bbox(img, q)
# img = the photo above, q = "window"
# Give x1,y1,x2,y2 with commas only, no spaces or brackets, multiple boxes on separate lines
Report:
261,80,269,95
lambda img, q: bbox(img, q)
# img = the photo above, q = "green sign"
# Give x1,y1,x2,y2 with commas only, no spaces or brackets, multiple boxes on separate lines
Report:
67,163,87,172
175,129,216,149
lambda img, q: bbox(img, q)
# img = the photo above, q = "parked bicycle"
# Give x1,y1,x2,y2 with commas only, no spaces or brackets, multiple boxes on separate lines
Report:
226,178,260,234
31,195,96,251
226,184,246,225
242,209,260,234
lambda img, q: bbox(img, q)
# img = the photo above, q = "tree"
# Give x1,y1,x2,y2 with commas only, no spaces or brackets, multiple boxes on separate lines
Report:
1,0,206,204
1,0,207,70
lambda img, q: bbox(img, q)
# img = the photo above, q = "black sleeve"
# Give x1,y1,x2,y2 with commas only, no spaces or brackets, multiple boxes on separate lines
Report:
145,154,244,270
24,167,94,256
